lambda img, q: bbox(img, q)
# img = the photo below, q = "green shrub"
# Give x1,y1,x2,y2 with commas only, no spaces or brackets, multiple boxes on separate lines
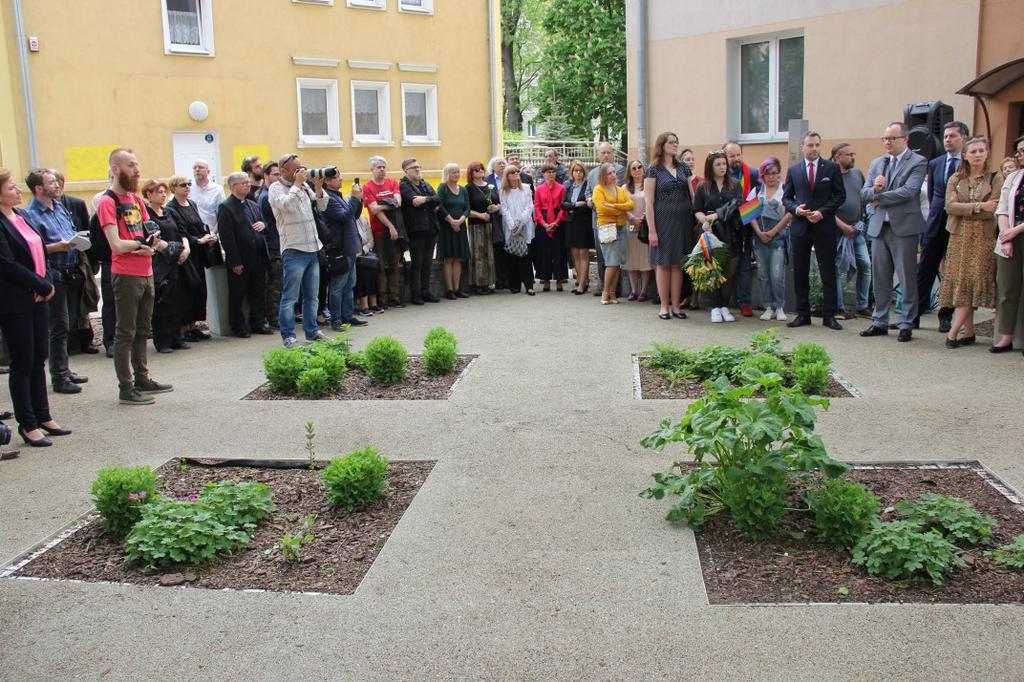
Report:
263,347,306,393
306,350,347,386
792,342,831,369
852,519,964,585
424,326,456,350
305,335,351,358
737,352,787,380
643,342,696,373
809,478,880,549
894,493,997,545
91,466,159,537
321,446,390,511
693,345,751,381
794,362,830,395
198,480,276,530
990,534,1024,568
345,350,366,371
720,467,790,539
422,339,457,375
748,327,784,357
364,336,408,384
297,367,334,398
124,499,251,572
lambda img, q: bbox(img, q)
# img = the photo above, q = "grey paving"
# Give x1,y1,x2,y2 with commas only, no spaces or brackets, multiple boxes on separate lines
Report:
1,291,1022,680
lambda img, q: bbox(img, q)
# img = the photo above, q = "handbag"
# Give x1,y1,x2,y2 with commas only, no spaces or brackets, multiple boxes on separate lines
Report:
638,216,649,244
356,251,380,270
598,224,619,244
323,247,349,277
504,231,529,257
203,239,224,268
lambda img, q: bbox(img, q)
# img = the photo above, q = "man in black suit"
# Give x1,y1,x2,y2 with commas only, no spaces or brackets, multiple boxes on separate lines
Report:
53,170,100,355
782,131,847,330
217,172,271,337
915,121,968,333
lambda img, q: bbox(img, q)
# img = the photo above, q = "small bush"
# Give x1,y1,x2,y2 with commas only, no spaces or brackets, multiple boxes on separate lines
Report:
364,336,408,384
424,326,456,350
91,466,159,537
809,478,880,549
321,446,390,511
306,350,347,386
345,350,366,371
198,480,276,530
720,467,790,540
422,339,457,375
990,535,1024,568
852,519,965,585
748,327,784,356
297,367,334,398
895,493,997,545
737,352,787,380
794,361,830,395
792,342,831,369
305,336,351,358
124,499,251,572
264,348,306,393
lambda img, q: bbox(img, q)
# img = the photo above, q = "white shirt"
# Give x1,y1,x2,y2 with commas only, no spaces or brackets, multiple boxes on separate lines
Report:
191,180,225,230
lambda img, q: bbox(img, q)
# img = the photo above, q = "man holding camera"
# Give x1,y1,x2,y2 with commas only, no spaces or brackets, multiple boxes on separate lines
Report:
97,148,174,405
399,158,440,305
268,153,329,348
218,172,272,338
362,156,404,308
322,169,366,328
25,168,89,394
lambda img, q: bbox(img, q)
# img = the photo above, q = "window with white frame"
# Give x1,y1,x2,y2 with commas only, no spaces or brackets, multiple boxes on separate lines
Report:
399,0,433,14
296,78,341,146
401,84,438,144
161,0,215,55
351,81,392,145
731,32,803,141
347,0,386,9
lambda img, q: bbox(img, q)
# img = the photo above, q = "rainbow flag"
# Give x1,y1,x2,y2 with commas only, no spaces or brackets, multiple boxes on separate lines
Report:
739,197,762,225
698,232,716,261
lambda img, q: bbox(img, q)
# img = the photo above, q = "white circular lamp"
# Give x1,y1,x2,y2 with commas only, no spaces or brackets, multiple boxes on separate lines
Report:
188,101,209,122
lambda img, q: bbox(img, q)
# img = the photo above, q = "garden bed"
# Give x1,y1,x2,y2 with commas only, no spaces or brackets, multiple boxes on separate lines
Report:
3,458,435,595
694,463,1024,605
244,355,476,401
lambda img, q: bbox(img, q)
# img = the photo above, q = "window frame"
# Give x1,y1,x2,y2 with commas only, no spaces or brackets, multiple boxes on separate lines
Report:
400,83,439,146
293,0,334,5
346,0,386,9
728,29,804,144
296,78,342,148
160,0,216,56
398,0,434,14
350,80,393,146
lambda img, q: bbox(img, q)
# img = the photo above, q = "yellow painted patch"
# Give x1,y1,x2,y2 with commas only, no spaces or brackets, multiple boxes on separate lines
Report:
64,145,118,182
231,145,271,174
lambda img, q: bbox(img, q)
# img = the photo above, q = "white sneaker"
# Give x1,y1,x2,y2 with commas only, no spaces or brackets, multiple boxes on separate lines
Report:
760,307,775,321
721,308,736,322
711,308,724,323
775,308,788,322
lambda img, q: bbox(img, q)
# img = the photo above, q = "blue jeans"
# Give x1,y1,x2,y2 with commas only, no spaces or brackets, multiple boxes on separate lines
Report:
328,264,357,325
836,232,872,311
279,249,320,340
752,237,787,309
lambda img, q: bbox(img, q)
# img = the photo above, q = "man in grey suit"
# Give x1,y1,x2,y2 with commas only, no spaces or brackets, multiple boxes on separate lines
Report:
859,122,928,342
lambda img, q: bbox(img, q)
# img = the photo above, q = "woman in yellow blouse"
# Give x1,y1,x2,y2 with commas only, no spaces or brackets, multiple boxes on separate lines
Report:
591,162,634,304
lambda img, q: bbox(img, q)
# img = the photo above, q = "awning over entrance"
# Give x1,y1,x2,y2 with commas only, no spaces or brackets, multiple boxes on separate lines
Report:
957,57,1024,97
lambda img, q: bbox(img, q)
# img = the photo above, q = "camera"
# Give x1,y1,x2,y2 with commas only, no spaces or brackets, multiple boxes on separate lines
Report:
135,220,161,247
307,166,339,180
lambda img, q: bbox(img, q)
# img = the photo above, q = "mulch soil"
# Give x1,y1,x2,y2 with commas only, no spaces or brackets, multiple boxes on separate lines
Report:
636,359,853,400
11,459,435,595
693,465,1024,604
244,355,475,401
974,318,994,338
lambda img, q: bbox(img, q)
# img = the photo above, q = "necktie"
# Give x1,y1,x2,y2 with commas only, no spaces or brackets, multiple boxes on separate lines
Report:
887,156,898,189
807,161,815,191
945,156,958,183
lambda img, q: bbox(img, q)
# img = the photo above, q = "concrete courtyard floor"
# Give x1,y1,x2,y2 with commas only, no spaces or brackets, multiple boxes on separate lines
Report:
1,290,1023,680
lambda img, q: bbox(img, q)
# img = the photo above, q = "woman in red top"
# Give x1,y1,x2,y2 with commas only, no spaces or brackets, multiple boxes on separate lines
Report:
532,164,567,291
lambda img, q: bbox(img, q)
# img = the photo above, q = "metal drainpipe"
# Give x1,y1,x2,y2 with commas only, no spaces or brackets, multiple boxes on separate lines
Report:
12,0,39,168
487,0,500,157
636,0,648,163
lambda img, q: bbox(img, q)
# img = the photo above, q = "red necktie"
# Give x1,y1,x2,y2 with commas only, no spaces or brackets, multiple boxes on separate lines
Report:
807,161,815,191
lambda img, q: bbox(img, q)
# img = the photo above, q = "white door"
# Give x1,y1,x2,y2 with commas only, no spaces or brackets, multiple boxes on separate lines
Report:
171,131,221,182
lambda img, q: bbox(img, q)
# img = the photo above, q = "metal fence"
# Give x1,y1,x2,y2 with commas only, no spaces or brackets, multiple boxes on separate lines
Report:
501,139,628,170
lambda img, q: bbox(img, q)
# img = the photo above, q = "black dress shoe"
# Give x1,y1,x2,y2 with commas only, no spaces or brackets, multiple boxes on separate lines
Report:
445,291,457,300
0,410,12,420
860,325,888,337
254,326,274,335
234,331,251,338
389,300,407,308
346,317,368,326
105,346,114,358
18,426,51,447
938,319,951,333
454,290,469,299
787,315,812,328
39,424,71,436
958,335,976,346
989,343,1014,354
422,293,440,303
52,380,82,394
823,317,843,330
68,372,88,384
411,298,424,306
155,346,174,354
897,329,913,342
171,340,191,350
945,338,959,349
80,345,99,355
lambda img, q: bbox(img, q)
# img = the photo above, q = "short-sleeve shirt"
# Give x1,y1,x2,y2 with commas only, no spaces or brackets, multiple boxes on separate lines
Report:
97,191,152,277
361,178,400,239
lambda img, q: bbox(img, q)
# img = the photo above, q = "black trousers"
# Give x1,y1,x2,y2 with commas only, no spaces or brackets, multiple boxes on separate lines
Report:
0,304,52,431
100,261,116,349
916,228,952,322
48,278,81,383
533,227,568,282
408,231,438,300
493,239,510,289
791,227,838,317
506,253,535,293
227,264,267,333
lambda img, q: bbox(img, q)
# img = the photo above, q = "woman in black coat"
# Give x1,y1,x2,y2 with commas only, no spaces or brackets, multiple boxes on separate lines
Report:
164,176,212,341
0,168,69,447
142,180,190,352
562,161,592,294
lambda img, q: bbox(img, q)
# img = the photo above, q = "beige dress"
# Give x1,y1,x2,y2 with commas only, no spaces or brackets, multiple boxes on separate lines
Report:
623,187,652,271
938,172,1002,309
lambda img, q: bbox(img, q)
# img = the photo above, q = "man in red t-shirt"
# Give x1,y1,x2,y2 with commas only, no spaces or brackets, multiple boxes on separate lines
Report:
361,156,404,307
98,148,174,405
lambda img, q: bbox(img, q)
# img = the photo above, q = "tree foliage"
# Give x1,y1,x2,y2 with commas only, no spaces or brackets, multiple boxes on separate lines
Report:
501,0,548,132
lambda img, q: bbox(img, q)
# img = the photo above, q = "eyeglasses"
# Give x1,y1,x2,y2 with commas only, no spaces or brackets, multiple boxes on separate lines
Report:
881,136,906,143
178,182,192,187
666,139,679,145
509,170,520,174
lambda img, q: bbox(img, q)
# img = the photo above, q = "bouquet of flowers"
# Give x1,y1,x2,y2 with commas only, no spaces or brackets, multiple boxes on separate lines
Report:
684,230,732,292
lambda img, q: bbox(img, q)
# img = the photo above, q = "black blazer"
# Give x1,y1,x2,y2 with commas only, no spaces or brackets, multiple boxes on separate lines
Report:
216,196,268,269
924,155,951,243
60,193,90,233
0,209,54,315
782,158,846,239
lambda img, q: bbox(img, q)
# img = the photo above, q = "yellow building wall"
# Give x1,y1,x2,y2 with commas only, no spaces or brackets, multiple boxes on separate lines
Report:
0,2,27,174
17,0,498,200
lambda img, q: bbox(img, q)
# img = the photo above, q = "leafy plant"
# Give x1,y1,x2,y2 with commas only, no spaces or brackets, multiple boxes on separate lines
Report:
305,421,317,470
276,515,315,563
125,499,252,572
791,342,831,369
424,326,456,350
642,343,750,384
748,327,784,357
990,534,1024,568
296,367,334,398
852,519,965,585
719,467,789,539
363,336,408,384
689,345,752,381
793,361,830,395
809,478,880,550
306,350,347,386
894,493,997,545
305,335,351,358
737,352,787,380
422,339,457,375
91,466,159,537
199,480,276,530
263,347,306,393
321,446,390,511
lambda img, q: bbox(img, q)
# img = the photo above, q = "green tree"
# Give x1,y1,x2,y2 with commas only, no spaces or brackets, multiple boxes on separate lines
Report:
501,0,548,132
536,0,626,142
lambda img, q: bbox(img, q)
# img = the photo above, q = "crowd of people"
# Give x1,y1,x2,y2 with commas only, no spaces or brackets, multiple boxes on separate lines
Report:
1,128,1023,457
